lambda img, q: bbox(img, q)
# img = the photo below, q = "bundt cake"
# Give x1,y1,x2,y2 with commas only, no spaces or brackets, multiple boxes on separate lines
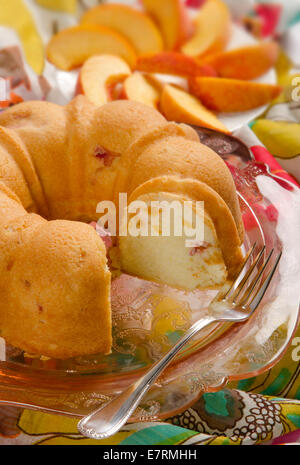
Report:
0,96,244,359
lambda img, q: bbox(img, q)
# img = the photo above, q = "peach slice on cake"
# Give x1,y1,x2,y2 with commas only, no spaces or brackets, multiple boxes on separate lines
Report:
142,0,194,50
181,0,232,57
189,77,282,112
46,24,137,70
135,51,217,77
122,73,161,109
203,42,280,80
80,4,163,56
160,84,229,133
77,55,131,106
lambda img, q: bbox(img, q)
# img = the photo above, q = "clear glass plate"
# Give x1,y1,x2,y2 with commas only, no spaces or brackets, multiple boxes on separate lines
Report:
0,130,299,422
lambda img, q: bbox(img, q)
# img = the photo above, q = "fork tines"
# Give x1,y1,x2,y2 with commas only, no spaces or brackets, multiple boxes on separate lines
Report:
224,244,282,311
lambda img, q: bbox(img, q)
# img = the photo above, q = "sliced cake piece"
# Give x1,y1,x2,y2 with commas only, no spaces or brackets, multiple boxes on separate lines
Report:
119,191,227,290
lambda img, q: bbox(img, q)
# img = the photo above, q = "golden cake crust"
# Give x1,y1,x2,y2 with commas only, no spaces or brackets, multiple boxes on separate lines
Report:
0,183,111,358
0,96,244,358
124,134,244,240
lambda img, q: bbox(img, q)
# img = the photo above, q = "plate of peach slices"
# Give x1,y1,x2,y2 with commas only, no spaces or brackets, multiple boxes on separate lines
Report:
46,0,282,133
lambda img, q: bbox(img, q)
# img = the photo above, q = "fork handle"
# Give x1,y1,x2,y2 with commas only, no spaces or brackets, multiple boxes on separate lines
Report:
77,316,216,439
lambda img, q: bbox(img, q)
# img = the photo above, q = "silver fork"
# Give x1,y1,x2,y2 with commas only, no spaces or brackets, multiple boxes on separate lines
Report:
78,245,282,440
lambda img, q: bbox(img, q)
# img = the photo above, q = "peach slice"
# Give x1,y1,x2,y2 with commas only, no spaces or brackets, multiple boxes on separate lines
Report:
80,3,163,56
160,84,229,133
203,42,280,80
78,55,131,106
135,51,216,77
181,0,232,57
189,77,282,112
46,24,137,70
122,73,161,109
142,0,194,50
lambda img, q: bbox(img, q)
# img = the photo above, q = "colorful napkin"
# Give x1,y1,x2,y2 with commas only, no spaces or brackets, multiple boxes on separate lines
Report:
0,0,300,446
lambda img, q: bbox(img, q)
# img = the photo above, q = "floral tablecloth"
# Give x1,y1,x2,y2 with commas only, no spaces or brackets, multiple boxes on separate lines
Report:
0,0,300,446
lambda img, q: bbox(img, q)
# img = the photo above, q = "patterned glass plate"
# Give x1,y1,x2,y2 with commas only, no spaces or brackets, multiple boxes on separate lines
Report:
0,129,299,422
